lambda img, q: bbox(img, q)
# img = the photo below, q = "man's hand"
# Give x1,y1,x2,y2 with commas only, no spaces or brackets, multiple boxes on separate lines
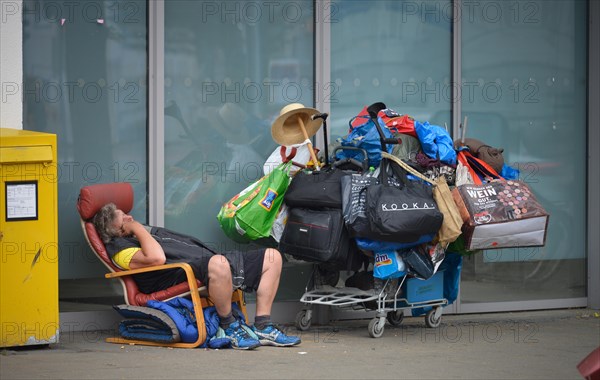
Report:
121,219,143,237
125,219,166,268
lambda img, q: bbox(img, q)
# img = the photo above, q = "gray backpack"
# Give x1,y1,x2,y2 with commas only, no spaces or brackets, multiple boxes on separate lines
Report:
390,133,422,163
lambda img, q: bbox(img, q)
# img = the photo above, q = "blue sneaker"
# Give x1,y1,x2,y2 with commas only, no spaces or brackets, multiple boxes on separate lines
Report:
252,324,301,347
223,321,261,350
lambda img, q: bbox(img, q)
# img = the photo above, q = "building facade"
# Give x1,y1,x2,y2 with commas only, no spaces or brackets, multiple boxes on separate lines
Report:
1,0,599,329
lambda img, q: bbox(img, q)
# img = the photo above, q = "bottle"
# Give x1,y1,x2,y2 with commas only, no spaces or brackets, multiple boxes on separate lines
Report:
368,166,375,178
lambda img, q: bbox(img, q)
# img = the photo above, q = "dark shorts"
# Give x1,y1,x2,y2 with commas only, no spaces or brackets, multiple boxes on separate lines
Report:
133,249,266,294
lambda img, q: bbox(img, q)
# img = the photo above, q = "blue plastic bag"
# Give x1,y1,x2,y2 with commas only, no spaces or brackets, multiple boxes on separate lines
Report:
373,251,406,280
355,233,435,252
500,163,520,179
336,115,394,168
414,120,456,165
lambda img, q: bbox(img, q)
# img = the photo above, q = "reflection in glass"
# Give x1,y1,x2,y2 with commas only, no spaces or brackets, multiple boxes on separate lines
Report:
164,1,315,300
330,0,452,141
22,0,148,309
460,0,587,303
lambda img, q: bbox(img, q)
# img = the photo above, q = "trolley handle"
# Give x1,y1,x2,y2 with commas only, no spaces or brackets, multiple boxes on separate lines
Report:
310,112,330,166
367,102,399,152
332,146,369,172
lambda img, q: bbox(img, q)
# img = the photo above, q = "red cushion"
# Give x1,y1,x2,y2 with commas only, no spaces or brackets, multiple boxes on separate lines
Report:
77,182,133,220
85,221,118,269
134,282,195,306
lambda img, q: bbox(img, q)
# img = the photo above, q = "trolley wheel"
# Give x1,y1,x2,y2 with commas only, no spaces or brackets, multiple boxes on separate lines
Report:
368,317,385,338
295,310,312,331
425,307,442,328
386,310,404,326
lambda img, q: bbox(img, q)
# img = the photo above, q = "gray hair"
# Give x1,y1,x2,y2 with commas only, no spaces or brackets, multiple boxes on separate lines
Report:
93,203,120,244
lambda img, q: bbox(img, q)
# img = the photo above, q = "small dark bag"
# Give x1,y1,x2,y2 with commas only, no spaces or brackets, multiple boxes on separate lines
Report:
284,146,368,210
284,169,347,209
400,245,435,280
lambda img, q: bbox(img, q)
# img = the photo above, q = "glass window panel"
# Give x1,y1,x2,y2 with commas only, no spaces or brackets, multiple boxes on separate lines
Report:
164,1,315,300
326,0,452,295
460,0,587,303
22,0,148,309
330,0,452,141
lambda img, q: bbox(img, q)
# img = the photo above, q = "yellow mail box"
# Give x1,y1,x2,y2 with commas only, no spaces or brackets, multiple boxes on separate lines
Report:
0,128,58,347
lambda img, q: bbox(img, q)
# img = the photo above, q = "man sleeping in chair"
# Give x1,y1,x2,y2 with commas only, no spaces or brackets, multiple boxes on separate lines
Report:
93,202,300,350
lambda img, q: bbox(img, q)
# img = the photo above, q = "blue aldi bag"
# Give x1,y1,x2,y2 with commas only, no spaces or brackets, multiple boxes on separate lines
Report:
336,115,394,168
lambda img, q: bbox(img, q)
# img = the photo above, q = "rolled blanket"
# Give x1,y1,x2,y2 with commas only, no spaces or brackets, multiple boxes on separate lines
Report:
113,304,180,343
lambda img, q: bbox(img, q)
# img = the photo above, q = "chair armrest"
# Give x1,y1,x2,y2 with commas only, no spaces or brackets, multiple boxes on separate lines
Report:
105,262,196,278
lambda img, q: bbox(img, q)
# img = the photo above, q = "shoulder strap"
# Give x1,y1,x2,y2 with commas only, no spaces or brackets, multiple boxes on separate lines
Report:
280,146,297,162
381,152,436,186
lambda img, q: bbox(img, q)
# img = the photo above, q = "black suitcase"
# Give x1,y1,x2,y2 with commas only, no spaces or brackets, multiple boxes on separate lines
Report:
278,208,359,269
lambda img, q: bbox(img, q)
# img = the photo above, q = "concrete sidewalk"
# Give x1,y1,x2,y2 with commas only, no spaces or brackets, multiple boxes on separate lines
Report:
1,308,599,380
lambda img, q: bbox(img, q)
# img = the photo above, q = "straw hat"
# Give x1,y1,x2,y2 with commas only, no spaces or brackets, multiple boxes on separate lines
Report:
271,103,323,146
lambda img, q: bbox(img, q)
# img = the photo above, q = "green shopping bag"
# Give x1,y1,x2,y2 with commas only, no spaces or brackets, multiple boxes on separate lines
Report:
217,161,292,243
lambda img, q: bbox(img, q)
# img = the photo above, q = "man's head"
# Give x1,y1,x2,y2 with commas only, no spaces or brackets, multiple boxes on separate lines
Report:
93,203,131,244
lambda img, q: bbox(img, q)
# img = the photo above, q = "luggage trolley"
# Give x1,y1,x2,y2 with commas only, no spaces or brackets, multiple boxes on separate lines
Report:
295,269,447,338
293,102,448,338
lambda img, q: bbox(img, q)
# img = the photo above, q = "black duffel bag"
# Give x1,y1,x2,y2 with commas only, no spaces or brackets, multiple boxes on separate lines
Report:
284,147,368,210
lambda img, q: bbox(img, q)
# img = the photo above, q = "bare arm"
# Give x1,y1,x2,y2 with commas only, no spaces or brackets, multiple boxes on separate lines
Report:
123,221,166,269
